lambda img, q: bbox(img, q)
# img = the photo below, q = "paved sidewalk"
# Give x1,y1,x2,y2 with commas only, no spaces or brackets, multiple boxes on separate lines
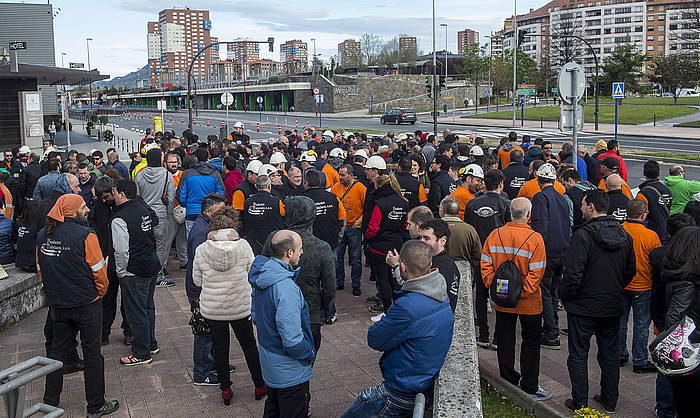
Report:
0,258,660,417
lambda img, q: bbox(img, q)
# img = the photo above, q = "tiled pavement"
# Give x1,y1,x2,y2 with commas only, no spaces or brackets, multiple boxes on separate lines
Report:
1,258,659,418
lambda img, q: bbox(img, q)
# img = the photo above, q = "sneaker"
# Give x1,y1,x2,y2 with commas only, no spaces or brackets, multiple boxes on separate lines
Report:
560,328,569,336
593,394,616,414
149,347,160,355
255,384,268,400
87,400,119,418
229,364,237,373
194,375,219,386
541,338,561,350
123,335,133,346
336,284,345,290
368,303,384,313
491,337,498,350
557,300,564,310
564,399,583,412
529,386,553,402
156,279,175,287
120,354,152,366
633,362,658,374
366,295,380,303
162,268,171,278
325,313,338,325
370,312,386,323
476,335,491,348
352,288,361,297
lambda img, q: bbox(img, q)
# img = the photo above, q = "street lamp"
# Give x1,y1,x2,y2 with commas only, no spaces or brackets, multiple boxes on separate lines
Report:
431,0,437,137
512,0,518,126
440,23,448,99
60,52,67,68
86,37,93,109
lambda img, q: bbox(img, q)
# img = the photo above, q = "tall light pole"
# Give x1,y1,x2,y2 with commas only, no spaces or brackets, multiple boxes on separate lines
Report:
440,24,448,98
432,0,437,137
86,37,93,109
60,52,67,68
512,1,518,126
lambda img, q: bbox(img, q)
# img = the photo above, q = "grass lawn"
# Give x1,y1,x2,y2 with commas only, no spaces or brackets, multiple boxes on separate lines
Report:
677,120,700,127
464,104,697,124
596,96,700,105
481,383,534,418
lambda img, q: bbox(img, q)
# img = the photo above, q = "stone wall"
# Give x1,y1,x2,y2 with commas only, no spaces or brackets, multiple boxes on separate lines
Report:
0,268,44,330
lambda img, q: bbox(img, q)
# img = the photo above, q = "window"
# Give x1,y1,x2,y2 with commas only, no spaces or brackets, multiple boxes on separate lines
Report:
647,45,654,50
648,35,654,40
615,16,632,23
604,9,612,14
635,25,643,31
586,9,602,16
659,25,665,31
604,47,613,52
658,15,665,21
648,5,654,11
604,18,613,24
587,19,601,25
648,15,654,21
634,6,643,12
658,45,664,50
605,28,612,33
648,26,655,31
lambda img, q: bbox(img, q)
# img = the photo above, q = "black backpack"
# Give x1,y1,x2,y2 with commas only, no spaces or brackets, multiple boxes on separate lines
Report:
489,229,535,308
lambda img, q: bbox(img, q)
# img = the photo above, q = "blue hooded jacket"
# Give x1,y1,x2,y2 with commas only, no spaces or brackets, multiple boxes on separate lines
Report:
249,255,315,389
176,162,225,217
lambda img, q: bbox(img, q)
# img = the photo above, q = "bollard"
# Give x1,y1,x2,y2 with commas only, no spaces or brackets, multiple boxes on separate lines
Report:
207,120,210,127
654,114,656,126
256,122,260,133
541,117,543,128
278,125,282,135
295,119,298,128
285,117,288,126
180,116,184,123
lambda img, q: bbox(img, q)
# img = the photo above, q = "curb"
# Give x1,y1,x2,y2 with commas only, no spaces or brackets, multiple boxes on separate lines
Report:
623,154,700,166
479,364,567,418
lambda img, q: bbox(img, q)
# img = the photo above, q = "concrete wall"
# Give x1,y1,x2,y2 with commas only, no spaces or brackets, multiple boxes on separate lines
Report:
0,268,44,330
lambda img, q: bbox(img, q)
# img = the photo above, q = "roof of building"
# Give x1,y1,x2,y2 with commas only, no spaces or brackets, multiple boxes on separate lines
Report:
0,62,109,86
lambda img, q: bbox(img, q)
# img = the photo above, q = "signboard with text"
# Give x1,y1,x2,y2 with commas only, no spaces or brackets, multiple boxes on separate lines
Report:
69,62,85,69
9,41,26,50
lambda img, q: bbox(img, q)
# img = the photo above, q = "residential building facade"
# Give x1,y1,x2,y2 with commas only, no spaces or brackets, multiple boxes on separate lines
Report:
399,36,418,61
227,40,260,62
457,29,480,53
338,39,362,67
280,39,308,74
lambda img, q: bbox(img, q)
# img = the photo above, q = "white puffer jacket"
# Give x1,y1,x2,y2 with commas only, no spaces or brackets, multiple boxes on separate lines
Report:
192,228,255,321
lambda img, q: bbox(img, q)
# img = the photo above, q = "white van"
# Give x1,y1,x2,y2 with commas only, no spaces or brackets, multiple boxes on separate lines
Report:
676,88,700,97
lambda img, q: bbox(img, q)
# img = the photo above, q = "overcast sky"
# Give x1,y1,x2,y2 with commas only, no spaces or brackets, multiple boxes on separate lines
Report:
44,0,544,79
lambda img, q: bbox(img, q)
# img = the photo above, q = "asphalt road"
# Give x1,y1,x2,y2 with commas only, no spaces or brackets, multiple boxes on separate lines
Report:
96,110,700,185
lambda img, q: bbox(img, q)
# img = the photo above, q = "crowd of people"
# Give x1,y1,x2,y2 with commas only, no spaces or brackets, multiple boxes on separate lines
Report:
3,123,700,418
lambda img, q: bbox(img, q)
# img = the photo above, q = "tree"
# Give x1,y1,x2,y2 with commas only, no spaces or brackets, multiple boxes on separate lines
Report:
601,44,646,94
359,33,383,66
548,12,586,67
649,53,700,102
488,49,539,101
458,43,490,112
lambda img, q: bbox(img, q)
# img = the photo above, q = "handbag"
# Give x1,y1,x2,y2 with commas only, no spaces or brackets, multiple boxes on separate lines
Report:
649,314,700,376
173,205,186,224
188,298,210,336
160,173,170,207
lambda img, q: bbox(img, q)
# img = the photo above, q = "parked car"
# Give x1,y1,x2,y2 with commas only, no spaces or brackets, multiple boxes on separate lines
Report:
660,92,674,97
676,88,700,97
527,96,541,104
380,108,417,125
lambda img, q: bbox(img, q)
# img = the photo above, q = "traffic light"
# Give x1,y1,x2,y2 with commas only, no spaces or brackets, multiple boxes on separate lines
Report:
517,30,528,46
267,37,274,52
439,75,446,90
426,77,432,98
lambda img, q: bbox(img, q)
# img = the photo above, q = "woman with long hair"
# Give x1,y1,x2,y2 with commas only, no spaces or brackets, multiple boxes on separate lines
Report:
191,206,266,405
364,173,409,320
662,225,700,417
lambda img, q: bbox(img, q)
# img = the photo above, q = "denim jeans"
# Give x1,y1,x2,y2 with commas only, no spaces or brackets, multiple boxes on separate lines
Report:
335,227,363,289
618,289,652,366
655,373,676,418
325,251,338,320
340,383,417,418
192,334,215,382
120,274,158,359
185,219,195,238
541,255,564,341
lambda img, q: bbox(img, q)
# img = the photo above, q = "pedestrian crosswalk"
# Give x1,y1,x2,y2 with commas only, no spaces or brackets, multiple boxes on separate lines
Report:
452,127,614,143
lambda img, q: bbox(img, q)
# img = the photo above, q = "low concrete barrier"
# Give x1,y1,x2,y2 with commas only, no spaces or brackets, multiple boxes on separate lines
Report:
434,261,483,417
0,268,44,330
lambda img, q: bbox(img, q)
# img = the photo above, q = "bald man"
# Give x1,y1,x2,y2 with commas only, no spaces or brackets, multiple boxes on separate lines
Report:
406,205,434,239
606,174,630,223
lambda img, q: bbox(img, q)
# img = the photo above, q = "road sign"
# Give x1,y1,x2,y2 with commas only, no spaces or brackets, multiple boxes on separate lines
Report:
443,96,454,100
518,84,536,89
312,87,320,95
551,87,559,93
315,94,324,104
69,62,85,69
9,41,26,50
517,88,536,95
612,82,625,99
483,89,491,97
156,99,167,110
221,92,234,106
557,62,586,104
256,96,264,104
560,104,584,130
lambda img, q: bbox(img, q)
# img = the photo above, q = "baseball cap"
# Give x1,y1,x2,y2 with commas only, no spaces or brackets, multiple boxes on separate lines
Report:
536,163,557,180
601,157,619,169
365,155,387,170
258,164,278,177
459,164,484,180
329,148,345,159
234,121,244,128
270,152,287,164
300,150,317,162
354,149,369,160
469,146,484,156
18,145,31,154
246,159,263,174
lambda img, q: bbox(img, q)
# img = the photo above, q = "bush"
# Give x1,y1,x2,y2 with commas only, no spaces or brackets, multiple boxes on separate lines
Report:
573,407,609,418
98,115,109,125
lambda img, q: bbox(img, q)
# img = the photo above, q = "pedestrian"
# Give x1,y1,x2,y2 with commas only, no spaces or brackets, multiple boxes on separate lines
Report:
502,149,529,199
428,155,458,216
250,230,315,418
620,199,661,373
192,206,266,405
222,156,244,204
561,169,595,232
48,121,56,141
439,196,481,275
531,163,572,350
636,160,672,243
605,174,630,222
38,194,119,417
282,166,304,197
331,164,367,296
416,219,461,311
186,193,227,386
106,150,130,180
163,152,188,269
77,163,97,207
232,160,262,210
597,157,632,198
340,240,454,417
111,179,162,366
560,190,636,413
577,145,601,185
481,197,551,401
449,164,484,220
302,168,346,253
596,139,628,181
15,200,39,272
33,158,61,200
242,174,285,255
135,149,176,287
262,196,335,353
394,157,428,209
176,148,225,235
658,225,700,417
518,160,565,200
464,169,511,346
649,213,695,418
559,142,588,182
663,164,700,214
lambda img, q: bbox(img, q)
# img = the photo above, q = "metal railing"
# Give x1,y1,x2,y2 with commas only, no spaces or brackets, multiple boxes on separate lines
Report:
0,356,64,418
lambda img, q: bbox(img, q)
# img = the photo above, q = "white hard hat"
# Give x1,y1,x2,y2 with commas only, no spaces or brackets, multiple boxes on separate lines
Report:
141,142,159,154
469,146,484,156
246,159,263,174
233,121,244,128
270,152,287,164
365,155,387,170
536,163,557,180
342,131,354,139
258,164,278,177
459,164,484,180
354,149,369,160
322,130,334,138
396,133,409,142
300,150,317,162
329,148,345,159
18,145,31,154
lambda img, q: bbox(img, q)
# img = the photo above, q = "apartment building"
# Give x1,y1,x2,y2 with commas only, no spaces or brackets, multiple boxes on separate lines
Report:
399,36,418,60
227,40,260,62
457,29,480,53
280,40,308,74
338,39,362,67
